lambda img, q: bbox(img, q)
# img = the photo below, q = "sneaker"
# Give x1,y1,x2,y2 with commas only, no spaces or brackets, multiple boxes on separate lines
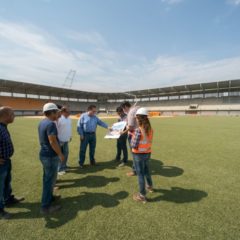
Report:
133,193,147,203
40,205,61,214
58,171,66,176
146,186,154,193
0,209,11,220
5,196,25,206
115,157,121,162
53,186,60,191
118,162,125,167
126,171,136,177
79,165,84,169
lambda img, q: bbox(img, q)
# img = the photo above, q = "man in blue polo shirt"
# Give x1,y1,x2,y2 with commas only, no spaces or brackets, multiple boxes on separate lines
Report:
77,105,109,168
38,103,64,214
0,107,24,220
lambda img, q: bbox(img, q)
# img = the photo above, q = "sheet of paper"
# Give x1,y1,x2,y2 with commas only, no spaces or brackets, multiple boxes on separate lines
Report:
104,121,127,139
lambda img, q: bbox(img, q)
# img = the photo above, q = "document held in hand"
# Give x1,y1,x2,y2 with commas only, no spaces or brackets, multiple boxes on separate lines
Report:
104,121,127,139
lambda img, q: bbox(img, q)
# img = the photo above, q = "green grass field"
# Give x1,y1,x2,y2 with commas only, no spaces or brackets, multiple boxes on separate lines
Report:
0,116,240,240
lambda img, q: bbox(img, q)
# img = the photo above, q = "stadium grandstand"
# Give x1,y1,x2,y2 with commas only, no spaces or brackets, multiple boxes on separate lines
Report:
0,78,240,116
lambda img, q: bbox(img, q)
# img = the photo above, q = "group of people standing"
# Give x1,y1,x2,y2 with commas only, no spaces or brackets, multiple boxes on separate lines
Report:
0,101,154,219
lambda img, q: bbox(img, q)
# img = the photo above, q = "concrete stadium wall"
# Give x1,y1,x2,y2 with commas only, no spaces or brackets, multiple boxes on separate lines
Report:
1,96,240,116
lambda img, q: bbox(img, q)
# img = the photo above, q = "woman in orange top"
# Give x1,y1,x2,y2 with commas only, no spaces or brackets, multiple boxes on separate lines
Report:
131,108,153,203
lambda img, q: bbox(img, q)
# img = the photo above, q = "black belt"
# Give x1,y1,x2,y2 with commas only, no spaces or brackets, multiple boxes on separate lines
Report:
84,132,95,134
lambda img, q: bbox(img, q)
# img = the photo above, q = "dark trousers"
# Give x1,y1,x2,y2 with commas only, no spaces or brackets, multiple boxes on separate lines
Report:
79,133,96,166
116,134,128,163
0,160,12,210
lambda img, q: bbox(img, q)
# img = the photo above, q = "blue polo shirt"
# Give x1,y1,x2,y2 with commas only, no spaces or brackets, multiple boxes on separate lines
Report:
38,119,58,157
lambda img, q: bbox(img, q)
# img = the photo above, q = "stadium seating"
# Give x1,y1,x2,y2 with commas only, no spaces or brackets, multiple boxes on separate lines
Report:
1,79,240,116
1,95,240,116
0,96,46,110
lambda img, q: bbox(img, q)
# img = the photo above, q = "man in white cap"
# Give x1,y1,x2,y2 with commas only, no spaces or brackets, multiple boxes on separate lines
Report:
38,103,64,214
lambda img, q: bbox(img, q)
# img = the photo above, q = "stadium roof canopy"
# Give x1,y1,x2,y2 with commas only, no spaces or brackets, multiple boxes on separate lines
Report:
0,78,240,101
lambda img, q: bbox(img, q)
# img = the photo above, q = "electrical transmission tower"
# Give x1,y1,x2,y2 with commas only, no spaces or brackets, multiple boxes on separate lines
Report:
63,69,76,88
124,92,139,106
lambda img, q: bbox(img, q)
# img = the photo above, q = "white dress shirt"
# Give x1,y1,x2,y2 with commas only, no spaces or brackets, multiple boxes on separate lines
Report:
57,115,72,142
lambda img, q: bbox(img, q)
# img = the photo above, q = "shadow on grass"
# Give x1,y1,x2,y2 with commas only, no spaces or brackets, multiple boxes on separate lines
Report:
67,160,117,175
57,175,120,189
67,158,184,178
150,159,184,177
10,191,129,228
149,187,208,203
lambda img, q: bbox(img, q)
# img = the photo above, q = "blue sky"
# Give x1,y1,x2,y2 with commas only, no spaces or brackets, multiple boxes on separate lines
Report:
0,0,240,92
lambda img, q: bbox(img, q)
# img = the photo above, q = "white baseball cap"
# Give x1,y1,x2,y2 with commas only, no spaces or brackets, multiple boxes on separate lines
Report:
136,107,148,116
43,103,59,113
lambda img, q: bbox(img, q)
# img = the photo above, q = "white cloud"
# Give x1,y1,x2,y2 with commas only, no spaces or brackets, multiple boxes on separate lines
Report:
227,0,240,5
68,31,107,47
0,21,240,92
143,56,240,89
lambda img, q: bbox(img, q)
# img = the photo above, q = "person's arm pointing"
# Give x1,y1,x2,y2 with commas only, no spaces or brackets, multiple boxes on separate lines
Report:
96,117,109,129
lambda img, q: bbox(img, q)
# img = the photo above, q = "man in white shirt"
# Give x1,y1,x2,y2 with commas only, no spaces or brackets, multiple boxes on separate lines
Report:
57,106,72,175
121,101,139,177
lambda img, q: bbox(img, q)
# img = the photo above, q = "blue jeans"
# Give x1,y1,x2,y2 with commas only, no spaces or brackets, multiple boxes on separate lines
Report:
0,160,12,210
133,153,153,196
79,133,96,166
58,142,69,172
40,155,59,209
116,134,128,163
128,135,136,173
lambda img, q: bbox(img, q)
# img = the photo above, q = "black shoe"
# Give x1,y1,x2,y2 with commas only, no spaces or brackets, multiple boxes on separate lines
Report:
115,157,121,162
51,195,61,203
90,162,99,166
40,205,61,215
5,196,25,207
0,209,11,220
